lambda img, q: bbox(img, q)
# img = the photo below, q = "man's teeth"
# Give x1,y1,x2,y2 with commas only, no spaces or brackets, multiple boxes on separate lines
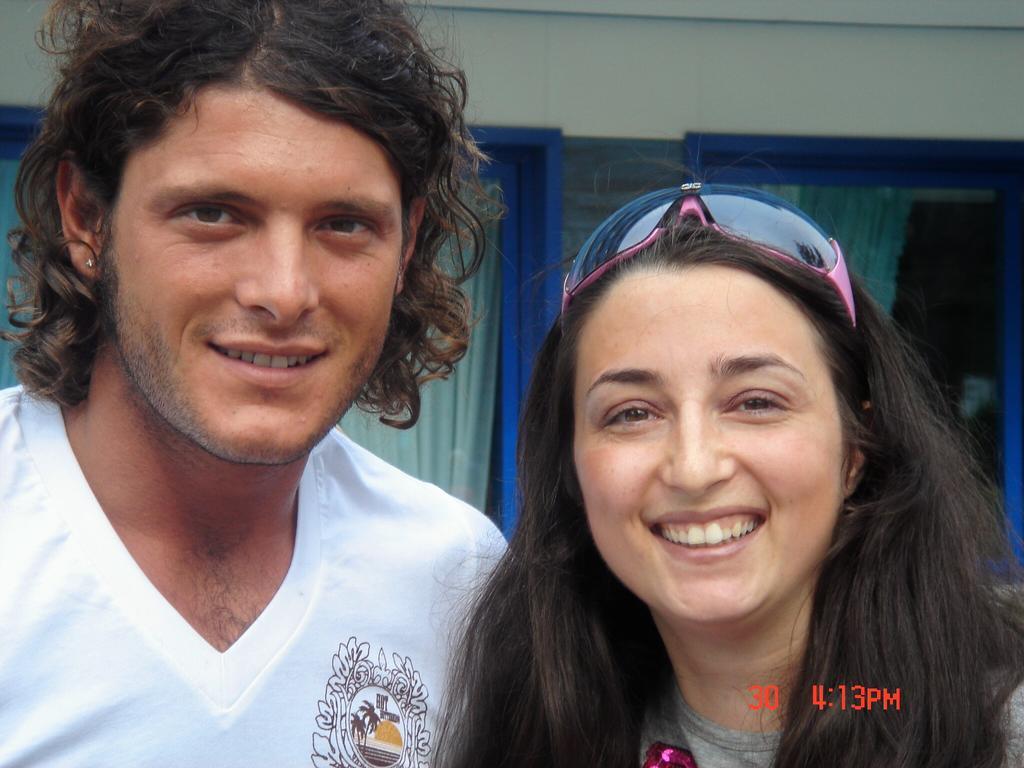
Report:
221,348,311,368
660,518,760,548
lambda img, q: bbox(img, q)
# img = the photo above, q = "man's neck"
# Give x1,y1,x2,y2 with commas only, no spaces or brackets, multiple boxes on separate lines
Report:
63,358,308,651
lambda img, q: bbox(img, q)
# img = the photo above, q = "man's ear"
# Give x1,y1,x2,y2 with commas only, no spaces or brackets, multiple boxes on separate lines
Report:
395,197,426,295
56,159,105,279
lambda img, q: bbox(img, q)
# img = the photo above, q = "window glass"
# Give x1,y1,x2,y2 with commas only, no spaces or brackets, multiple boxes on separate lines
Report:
562,137,685,261
340,185,503,517
763,185,1000,482
561,137,1002,484
1,158,21,389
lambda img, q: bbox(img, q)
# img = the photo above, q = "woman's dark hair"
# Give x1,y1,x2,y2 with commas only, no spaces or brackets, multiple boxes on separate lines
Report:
4,0,487,427
436,223,1024,767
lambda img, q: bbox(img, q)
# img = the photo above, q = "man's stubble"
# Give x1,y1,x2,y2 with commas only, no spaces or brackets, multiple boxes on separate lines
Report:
93,243,384,467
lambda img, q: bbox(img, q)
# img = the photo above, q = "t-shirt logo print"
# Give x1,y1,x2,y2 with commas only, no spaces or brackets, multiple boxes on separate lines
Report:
312,637,431,768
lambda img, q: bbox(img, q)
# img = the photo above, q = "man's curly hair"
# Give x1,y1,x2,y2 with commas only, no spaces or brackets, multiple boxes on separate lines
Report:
4,0,488,427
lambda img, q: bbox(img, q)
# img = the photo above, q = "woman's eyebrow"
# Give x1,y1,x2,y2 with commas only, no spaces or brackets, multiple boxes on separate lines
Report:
711,353,806,381
585,368,664,398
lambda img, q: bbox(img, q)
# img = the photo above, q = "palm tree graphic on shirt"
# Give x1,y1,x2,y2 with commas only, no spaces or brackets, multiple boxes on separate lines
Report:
358,701,382,735
350,714,367,746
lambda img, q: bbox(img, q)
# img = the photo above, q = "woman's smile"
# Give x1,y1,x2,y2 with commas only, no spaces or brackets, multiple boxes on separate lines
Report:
655,514,764,548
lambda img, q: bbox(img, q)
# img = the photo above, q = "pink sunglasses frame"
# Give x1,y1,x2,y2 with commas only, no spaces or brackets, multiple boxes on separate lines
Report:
561,184,857,327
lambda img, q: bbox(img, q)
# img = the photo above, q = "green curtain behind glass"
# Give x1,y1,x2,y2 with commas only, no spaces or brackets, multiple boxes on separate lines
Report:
1,159,21,389
340,214,502,513
760,185,913,313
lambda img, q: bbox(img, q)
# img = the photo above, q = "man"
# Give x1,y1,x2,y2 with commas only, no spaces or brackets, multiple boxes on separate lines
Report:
0,1,503,765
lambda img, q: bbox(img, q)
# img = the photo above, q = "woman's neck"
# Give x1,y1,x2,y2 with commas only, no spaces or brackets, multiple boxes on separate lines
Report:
652,604,811,733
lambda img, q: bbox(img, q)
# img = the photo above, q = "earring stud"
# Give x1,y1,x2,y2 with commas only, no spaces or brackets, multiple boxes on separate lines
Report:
85,258,95,269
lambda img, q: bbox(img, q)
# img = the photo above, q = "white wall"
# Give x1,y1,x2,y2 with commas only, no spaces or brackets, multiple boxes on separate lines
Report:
425,1,1024,30
3,0,1023,142
421,3,1024,140
0,0,52,107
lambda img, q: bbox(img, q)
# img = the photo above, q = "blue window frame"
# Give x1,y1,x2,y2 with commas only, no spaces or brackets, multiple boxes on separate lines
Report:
0,106,40,160
474,127,563,536
686,133,1024,557
1,107,42,386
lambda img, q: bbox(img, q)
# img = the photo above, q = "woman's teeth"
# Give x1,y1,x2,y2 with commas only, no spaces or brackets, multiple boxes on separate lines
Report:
220,348,312,368
659,518,760,548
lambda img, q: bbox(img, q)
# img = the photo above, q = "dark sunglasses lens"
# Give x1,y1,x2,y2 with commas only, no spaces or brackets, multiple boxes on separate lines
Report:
701,187,837,271
567,189,680,295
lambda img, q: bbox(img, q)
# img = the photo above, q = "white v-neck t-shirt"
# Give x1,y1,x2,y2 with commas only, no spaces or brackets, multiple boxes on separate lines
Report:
0,386,505,768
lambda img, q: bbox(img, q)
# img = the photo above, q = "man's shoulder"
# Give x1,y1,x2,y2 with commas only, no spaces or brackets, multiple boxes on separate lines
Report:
0,385,58,423
0,387,25,489
0,385,49,453
1007,681,1024,763
0,387,69,532
311,426,504,550
0,385,25,418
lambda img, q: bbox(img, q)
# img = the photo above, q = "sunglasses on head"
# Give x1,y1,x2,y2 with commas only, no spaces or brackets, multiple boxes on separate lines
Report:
561,182,856,326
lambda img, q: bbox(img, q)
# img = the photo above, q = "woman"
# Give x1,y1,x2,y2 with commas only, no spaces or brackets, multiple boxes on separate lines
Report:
436,184,1024,767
